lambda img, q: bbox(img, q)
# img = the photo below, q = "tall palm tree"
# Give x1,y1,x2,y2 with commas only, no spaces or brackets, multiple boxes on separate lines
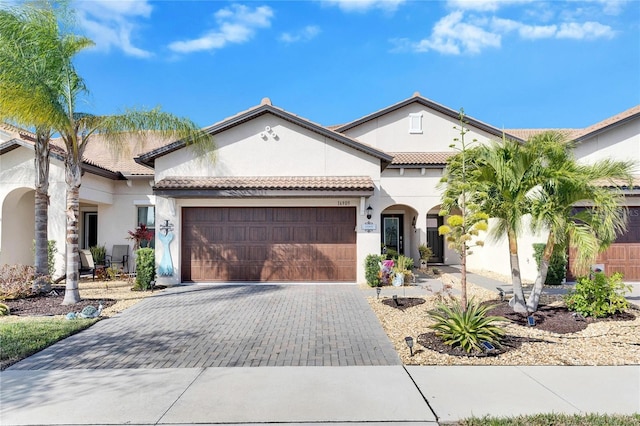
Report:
526,131,634,311
472,136,546,313
0,4,82,281
2,3,214,304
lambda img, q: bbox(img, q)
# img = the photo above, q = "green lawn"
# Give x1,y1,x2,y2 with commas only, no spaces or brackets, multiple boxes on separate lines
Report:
460,413,640,425
0,318,96,370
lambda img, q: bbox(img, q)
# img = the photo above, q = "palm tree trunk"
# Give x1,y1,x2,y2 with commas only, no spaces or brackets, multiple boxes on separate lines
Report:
34,134,50,277
507,229,528,313
62,160,82,305
527,232,555,312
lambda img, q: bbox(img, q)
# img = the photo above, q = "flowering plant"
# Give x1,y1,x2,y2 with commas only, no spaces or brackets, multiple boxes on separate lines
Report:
127,223,154,249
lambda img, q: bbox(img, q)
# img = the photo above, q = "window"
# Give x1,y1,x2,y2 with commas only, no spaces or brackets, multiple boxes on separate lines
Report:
137,206,155,248
408,113,423,134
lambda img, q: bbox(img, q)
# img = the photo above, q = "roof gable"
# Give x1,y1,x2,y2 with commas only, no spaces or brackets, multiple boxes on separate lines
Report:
136,98,393,169
335,93,524,142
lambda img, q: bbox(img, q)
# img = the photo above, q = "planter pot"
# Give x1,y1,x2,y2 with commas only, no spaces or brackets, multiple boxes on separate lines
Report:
420,260,427,269
392,273,404,287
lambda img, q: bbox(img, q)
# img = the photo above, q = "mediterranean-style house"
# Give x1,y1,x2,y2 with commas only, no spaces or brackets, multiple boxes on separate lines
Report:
1,93,638,284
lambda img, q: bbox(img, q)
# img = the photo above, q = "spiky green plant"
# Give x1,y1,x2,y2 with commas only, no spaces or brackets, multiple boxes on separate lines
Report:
428,299,507,353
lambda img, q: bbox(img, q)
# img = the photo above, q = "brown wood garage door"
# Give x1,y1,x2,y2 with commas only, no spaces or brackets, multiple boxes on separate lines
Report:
568,207,640,281
181,207,356,282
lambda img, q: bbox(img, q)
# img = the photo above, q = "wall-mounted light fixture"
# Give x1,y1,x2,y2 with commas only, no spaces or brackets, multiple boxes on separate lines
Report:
411,216,416,227
366,205,373,220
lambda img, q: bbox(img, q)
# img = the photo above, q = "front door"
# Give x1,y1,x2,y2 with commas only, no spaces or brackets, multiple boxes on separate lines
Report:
83,212,98,249
382,214,404,256
426,214,443,263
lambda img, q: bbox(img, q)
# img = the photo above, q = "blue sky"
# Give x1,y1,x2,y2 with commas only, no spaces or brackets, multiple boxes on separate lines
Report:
59,1,640,129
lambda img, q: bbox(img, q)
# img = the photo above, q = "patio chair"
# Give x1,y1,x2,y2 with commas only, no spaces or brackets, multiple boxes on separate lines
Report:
106,245,130,274
79,249,96,281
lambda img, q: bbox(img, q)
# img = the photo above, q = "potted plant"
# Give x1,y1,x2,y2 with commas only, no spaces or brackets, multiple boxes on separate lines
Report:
127,223,154,250
392,255,411,286
418,244,432,270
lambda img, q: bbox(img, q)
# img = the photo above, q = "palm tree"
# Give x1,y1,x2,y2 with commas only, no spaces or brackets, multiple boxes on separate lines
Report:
0,4,83,281
526,131,634,312
2,3,214,305
472,136,546,313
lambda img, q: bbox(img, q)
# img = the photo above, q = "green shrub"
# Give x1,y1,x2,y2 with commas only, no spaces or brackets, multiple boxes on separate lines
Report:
0,265,35,300
428,299,506,353
532,243,566,285
384,248,398,260
365,254,383,287
135,248,156,291
90,244,106,265
564,272,630,318
418,244,432,261
32,240,58,277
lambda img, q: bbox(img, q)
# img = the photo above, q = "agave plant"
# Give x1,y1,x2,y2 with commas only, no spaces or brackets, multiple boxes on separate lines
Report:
428,299,507,353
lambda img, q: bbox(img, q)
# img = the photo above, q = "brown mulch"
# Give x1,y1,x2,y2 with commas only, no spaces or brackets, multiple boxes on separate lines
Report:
416,299,637,358
486,300,636,334
382,297,426,311
3,286,117,316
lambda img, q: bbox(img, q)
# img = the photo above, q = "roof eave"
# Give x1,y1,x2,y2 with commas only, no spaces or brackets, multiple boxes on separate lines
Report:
153,188,375,198
573,112,640,143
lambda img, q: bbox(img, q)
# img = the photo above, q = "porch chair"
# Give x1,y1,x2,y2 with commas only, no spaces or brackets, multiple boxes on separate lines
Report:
106,245,130,274
79,249,96,281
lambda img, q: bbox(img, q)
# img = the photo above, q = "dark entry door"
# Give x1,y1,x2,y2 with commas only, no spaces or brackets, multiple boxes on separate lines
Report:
382,214,404,255
426,214,443,263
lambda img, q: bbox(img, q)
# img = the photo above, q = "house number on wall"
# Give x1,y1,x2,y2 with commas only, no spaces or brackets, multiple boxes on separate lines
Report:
338,201,351,206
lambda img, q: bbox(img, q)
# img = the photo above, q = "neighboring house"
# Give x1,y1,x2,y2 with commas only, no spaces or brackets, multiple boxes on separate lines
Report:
1,94,638,283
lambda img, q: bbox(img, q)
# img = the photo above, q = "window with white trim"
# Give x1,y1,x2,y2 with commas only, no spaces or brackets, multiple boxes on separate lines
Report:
408,113,423,134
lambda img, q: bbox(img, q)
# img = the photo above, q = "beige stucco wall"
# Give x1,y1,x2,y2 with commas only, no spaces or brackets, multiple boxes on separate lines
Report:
342,103,496,153
574,118,640,173
0,147,67,276
157,113,381,181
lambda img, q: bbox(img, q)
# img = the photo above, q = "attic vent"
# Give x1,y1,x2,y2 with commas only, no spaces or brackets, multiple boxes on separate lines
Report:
408,113,423,134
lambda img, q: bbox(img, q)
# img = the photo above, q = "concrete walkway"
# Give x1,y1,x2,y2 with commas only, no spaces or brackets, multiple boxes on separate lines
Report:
2,366,638,425
1,282,639,425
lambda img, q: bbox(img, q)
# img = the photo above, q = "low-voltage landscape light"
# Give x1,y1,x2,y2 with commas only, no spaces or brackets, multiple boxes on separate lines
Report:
405,336,414,356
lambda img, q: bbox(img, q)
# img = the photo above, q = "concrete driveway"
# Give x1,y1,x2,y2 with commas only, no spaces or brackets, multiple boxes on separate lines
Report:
9,284,400,370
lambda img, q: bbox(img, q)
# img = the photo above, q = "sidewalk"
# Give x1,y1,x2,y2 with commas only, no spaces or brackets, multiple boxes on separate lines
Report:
1,366,638,425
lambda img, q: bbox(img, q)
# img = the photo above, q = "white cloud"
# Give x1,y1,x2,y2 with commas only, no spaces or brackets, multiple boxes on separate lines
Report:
280,26,321,43
491,17,557,39
557,21,615,39
75,0,153,58
323,0,405,13
414,11,501,55
446,0,534,12
169,4,273,54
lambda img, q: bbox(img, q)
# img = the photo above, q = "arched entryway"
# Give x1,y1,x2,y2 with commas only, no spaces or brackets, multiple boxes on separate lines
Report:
381,204,419,261
1,187,35,266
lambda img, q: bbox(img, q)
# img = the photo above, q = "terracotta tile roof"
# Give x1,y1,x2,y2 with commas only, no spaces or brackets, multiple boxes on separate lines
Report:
155,176,375,191
503,128,579,141
572,105,640,141
389,152,453,166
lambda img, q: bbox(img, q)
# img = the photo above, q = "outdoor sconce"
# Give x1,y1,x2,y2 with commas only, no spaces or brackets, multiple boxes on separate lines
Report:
376,286,381,299
366,205,373,220
411,216,416,227
405,336,414,357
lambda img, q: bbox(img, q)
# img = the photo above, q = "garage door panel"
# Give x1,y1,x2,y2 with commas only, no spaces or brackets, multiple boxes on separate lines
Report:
182,207,356,282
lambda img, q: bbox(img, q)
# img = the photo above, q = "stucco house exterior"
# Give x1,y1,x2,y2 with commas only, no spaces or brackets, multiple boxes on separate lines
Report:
1,94,638,284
